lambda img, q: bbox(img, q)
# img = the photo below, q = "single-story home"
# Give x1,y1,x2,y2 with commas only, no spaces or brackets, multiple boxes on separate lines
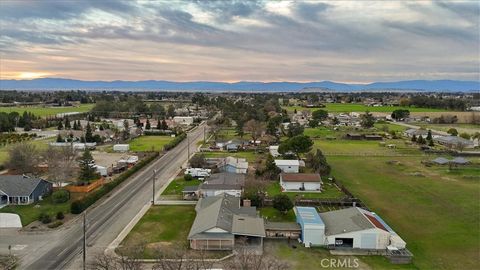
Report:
219,157,248,174
434,136,474,149
275,160,300,173
404,128,430,138
198,173,246,198
0,175,53,206
173,116,194,126
188,194,265,250
280,173,322,191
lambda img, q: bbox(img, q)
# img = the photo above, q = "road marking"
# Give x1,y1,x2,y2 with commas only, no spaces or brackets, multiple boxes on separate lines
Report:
11,245,27,251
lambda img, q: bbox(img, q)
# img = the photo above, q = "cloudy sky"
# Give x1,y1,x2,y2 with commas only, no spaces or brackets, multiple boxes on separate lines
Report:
0,0,478,83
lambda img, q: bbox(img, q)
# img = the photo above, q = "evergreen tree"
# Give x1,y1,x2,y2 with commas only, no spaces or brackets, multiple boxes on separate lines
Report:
428,139,434,147
85,122,94,143
411,134,417,142
57,121,63,130
64,116,71,129
145,119,151,130
360,111,375,128
157,118,161,130
73,121,78,130
78,149,99,183
426,130,432,141
77,120,82,130
161,119,168,130
56,134,64,143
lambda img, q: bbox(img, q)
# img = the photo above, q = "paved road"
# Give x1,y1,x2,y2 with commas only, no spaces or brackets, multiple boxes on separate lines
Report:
0,123,207,270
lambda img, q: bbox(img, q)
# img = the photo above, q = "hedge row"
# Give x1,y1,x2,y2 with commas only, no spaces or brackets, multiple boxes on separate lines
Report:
70,152,160,214
163,132,186,151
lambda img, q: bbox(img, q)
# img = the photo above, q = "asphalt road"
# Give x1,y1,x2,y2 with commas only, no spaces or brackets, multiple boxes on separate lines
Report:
0,124,206,270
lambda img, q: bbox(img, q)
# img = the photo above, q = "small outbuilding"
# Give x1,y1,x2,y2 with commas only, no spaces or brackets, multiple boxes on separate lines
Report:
275,160,300,173
113,144,130,152
431,157,450,165
280,173,322,191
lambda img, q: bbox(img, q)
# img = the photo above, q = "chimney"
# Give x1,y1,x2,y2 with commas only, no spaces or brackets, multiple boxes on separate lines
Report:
243,199,251,207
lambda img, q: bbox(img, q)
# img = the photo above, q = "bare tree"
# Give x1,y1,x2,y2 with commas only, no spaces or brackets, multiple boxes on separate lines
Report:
43,145,77,187
6,143,40,174
223,248,290,270
243,120,265,145
152,247,215,270
90,247,144,270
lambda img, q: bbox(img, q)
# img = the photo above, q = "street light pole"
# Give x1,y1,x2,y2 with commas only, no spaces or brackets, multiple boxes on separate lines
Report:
152,169,157,205
187,134,190,163
83,211,86,270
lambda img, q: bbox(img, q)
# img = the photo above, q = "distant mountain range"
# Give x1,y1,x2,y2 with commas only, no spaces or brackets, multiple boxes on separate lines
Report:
0,78,478,92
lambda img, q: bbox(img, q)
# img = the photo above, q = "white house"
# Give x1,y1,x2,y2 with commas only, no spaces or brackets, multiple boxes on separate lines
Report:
275,160,300,173
280,173,321,191
173,116,194,126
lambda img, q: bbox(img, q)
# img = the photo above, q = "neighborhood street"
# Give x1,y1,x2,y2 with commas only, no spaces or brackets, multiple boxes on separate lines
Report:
0,123,207,270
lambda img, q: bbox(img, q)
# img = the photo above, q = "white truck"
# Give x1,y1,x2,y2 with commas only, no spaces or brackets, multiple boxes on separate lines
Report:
185,168,211,178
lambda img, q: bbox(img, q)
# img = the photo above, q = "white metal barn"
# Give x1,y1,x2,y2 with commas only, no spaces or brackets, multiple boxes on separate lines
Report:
319,207,403,250
294,207,325,247
275,160,300,173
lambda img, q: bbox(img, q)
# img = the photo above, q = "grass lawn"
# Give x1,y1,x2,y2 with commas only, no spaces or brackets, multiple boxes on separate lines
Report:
217,127,240,140
304,127,336,138
260,207,296,222
0,195,71,226
374,122,408,133
0,137,55,165
313,139,399,156
202,151,261,162
265,181,346,200
284,104,445,113
0,104,94,117
328,155,480,270
129,135,173,152
161,177,202,196
118,205,196,258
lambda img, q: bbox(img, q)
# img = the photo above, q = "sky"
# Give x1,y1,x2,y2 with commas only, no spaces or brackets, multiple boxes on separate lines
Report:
0,0,479,83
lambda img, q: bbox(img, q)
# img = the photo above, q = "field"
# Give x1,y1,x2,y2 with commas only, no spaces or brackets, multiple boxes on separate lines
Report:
0,137,55,166
118,205,196,258
284,104,445,113
325,154,479,269
0,104,94,117
129,135,174,152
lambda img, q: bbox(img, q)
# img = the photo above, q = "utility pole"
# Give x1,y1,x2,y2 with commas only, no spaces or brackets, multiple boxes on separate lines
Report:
203,125,206,143
187,134,190,163
83,211,86,270
152,169,157,205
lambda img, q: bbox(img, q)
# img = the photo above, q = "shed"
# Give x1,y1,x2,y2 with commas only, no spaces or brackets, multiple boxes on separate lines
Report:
294,207,325,247
280,173,322,191
264,221,301,239
275,160,300,173
113,144,130,152
431,157,449,165
451,157,470,165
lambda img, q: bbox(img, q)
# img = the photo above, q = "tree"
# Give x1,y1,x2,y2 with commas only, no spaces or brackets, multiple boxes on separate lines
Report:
189,154,206,168
78,149,99,183
56,134,64,143
360,111,375,128
308,119,319,128
156,118,161,130
426,130,433,141
312,109,328,121
459,132,471,140
428,139,434,147
273,194,293,213
145,119,151,130
417,135,426,144
167,104,175,118
391,109,410,120
6,143,39,174
57,121,63,130
331,116,340,125
447,128,458,136
223,248,289,270
64,116,71,129
122,120,130,140
306,149,331,176
286,123,304,137
161,119,168,130
85,122,94,142
266,116,282,138
243,119,265,144
44,145,77,187
278,135,313,157
411,134,417,142
263,154,281,179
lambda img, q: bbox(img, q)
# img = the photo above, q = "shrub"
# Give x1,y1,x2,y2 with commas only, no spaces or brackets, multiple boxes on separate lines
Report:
273,194,294,213
52,189,70,204
184,174,193,181
56,211,65,220
38,213,52,224
163,133,186,151
47,221,63,228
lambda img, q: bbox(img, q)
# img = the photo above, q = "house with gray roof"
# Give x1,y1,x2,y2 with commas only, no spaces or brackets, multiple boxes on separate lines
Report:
434,136,474,149
188,194,265,251
0,175,53,206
